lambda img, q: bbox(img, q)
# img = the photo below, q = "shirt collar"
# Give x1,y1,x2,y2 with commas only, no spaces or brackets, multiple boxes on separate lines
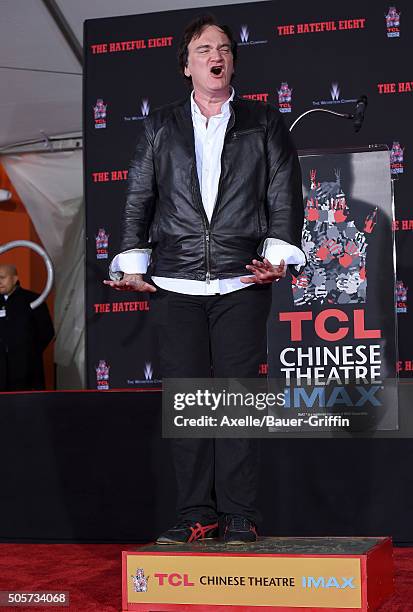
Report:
2,284,18,300
191,87,235,120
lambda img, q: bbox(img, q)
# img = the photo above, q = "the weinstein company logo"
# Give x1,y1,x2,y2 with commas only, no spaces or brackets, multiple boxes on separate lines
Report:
140,98,150,117
124,98,150,122
278,82,292,113
330,82,340,101
396,280,408,313
93,98,107,129
127,362,161,385
313,82,356,106
238,24,267,46
240,25,249,43
390,141,404,175
385,7,400,38
144,362,153,381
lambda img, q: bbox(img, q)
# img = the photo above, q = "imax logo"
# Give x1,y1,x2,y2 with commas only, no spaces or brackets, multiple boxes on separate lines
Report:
284,386,382,408
141,98,150,117
302,576,355,589
240,25,249,43
330,82,340,100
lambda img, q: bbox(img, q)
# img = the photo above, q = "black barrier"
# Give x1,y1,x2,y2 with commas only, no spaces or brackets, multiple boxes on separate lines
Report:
0,390,413,542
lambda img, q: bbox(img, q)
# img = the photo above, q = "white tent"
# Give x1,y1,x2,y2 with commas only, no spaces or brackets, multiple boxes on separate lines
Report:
1,0,267,150
0,0,265,388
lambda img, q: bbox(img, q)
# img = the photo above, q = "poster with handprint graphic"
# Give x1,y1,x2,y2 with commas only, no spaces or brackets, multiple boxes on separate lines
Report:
267,148,398,434
294,167,376,306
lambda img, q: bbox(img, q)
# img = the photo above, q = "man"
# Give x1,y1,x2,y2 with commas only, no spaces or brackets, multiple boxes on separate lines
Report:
0,264,54,391
105,16,306,544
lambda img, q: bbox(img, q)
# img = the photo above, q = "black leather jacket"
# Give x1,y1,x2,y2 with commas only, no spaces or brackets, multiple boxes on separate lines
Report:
120,95,305,280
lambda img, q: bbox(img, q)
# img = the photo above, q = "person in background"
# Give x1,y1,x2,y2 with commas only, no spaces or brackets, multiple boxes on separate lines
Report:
0,264,54,391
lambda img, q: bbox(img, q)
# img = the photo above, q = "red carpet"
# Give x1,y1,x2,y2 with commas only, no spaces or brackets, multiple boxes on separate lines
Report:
0,544,411,611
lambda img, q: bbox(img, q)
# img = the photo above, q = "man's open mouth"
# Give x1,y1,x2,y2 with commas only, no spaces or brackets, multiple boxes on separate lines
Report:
210,66,223,76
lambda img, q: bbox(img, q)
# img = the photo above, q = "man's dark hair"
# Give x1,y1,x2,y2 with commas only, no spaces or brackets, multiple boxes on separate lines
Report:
178,15,237,85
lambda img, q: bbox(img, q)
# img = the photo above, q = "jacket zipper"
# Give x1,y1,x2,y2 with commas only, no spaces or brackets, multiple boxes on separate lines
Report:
232,127,265,139
191,165,211,283
205,231,211,284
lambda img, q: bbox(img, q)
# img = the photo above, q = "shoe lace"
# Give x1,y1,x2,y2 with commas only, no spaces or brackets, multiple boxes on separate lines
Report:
173,518,217,530
173,519,196,530
229,515,250,530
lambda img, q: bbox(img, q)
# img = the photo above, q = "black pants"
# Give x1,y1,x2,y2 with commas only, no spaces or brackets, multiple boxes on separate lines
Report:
150,284,272,526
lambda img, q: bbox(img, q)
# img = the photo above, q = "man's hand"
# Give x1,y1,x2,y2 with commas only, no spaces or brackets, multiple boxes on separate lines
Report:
240,258,287,284
103,273,157,292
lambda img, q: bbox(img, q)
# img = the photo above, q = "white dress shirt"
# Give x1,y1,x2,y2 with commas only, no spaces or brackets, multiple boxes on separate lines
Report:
110,89,306,294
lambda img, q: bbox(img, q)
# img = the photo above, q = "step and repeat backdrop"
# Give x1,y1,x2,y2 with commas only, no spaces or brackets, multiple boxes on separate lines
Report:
84,0,410,392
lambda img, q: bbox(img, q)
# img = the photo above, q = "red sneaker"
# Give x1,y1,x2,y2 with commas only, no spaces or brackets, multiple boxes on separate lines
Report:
156,519,219,544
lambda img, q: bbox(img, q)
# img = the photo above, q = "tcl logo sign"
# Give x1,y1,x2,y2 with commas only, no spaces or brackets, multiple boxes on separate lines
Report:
154,573,194,587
